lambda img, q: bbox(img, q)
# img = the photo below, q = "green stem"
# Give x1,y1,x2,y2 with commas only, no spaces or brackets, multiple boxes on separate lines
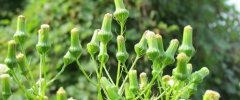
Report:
119,56,139,94
103,64,115,84
47,64,67,85
39,54,46,99
76,60,97,86
120,22,125,35
116,62,121,87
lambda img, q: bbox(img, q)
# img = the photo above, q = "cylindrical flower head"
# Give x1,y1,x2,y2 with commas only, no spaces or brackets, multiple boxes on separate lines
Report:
190,67,209,84
98,43,109,64
134,32,147,57
36,24,50,54
14,15,28,45
105,86,122,100
145,30,160,60
178,25,196,57
128,70,139,93
87,29,100,55
155,34,165,56
63,51,75,65
173,53,189,81
69,28,82,59
100,77,113,88
125,83,134,100
139,72,148,90
162,75,174,87
16,53,29,75
203,90,220,100
180,83,198,99
0,74,12,99
5,40,18,69
0,64,10,74
162,39,179,66
116,35,129,63
113,0,129,24
98,13,113,44
56,87,67,100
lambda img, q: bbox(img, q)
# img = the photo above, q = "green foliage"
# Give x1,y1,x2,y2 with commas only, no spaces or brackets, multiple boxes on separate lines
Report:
0,0,240,99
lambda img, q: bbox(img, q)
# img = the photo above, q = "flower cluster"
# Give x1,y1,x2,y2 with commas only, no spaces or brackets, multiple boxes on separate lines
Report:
0,0,220,100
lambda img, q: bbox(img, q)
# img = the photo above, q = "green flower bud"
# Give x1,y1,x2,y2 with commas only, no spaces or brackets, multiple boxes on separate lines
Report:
162,75,174,87
190,67,209,84
173,53,189,81
128,70,139,93
69,28,82,59
100,77,112,88
146,30,160,60
155,34,165,57
5,40,18,69
203,90,220,100
0,64,10,74
14,15,27,45
116,35,129,63
106,86,122,100
178,25,195,57
134,32,147,57
162,39,179,66
63,51,75,65
36,24,50,54
100,77,122,99
139,72,148,90
87,29,100,55
0,74,12,99
56,87,67,100
98,13,113,44
16,53,29,75
98,43,109,63
180,83,198,99
113,0,129,24
125,83,134,100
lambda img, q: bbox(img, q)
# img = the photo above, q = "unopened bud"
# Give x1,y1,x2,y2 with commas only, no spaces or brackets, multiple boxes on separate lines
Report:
0,74,12,99
173,53,189,81
98,13,113,44
146,30,160,60
162,75,174,87
69,28,82,59
125,83,134,100
63,51,75,65
128,70,139,93
162,39,179,66
56,87,67,100
106,86,122,100
178,25,195,57
190,67,209,84
139,72,148,90
0,64,10,74
155,34,165,57
5,40,17,69
113,0,129,24
14,15,27,45
36,24,50,54
16,53,29,75
116,35,129,63
134,32,147,57
87,29,100,55
98,43,109,63
203,90,220,100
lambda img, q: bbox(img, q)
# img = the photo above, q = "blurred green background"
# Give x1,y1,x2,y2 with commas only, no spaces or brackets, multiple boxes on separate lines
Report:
0,0,240,99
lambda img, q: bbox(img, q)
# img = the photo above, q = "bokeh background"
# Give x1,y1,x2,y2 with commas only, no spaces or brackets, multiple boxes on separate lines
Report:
0,0,240,99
